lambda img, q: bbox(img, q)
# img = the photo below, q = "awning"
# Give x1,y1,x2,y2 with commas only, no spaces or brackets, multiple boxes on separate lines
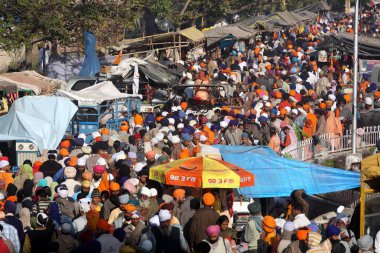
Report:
216,145,360,198
0,81,17,94
177,27,205,42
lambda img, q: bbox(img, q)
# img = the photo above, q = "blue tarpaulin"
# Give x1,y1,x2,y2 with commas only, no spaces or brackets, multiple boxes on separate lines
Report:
214,145,278,157
79,32,100,77
0,96,77,152
217,148,360,198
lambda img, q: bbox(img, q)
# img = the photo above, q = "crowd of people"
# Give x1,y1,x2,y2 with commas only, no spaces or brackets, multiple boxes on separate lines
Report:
0,4,380,253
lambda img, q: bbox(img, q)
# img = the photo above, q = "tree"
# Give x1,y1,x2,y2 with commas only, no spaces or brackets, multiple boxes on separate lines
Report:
0,0,132,52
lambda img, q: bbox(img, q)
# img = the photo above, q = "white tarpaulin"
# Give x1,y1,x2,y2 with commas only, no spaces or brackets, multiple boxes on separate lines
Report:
56,81,142,106
0,96,78,152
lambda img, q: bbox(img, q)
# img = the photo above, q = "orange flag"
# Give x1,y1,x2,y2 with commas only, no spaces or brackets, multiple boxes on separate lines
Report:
113,49,122,65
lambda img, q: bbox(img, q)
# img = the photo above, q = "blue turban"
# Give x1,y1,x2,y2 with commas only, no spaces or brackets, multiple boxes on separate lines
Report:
178,110,186,119
236,114,244,119
248,59,254,64
145,113,155,124
326,225,340,237
370,83,377,91
290,84,296,90
182,133,191,142
211,124,221,131
229,120,238,126
161,118,169,126
74,138,84,146
249,114,256,120
270,108,278,115
258,116,267,123
241,132,249,139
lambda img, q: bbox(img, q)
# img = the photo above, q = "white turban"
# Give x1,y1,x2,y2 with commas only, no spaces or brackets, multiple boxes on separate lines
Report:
291,109,299,115
220,121,228,128
77,157,86,166
365,97,373,105
64,167,77,178
156,133,164,141
159,209,171,222
150,188,158,197
200,135,208,142
79,198,91,213
149,215,160,226
140,186,151,197
134,162,145,173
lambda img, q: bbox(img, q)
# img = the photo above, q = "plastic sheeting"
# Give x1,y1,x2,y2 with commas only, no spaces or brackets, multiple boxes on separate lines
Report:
56,81,142,106
0,96,77,152
214,145,278,158
79,32,100,77
218,151,360,198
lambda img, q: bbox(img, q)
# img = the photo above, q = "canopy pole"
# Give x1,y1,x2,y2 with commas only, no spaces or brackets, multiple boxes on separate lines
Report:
352,0,359,154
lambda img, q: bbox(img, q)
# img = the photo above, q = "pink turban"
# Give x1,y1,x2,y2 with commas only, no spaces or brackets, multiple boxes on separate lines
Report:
93,165,106,174
33,172,44,184
123,180,137,194
205,225,220,237
280,121,287,129
145,151,156,160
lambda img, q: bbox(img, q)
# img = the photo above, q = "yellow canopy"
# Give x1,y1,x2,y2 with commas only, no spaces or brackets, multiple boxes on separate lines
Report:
361,153,380,181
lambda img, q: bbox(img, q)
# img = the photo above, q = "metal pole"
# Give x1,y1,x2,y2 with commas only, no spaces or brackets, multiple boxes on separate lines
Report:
352,0,359,154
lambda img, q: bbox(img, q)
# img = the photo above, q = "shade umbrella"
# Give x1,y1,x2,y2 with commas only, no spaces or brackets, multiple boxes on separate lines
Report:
149,156,254,188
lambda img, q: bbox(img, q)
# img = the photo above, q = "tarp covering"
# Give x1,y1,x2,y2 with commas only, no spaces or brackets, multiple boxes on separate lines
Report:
0,71,64,95
240,11,317,31
178,27,205,42
79,32,100,77
318,33,380,57
218,151,360,198
294,1,331,13
56,81,142,106
0,81,17,94
0,96,77,152
203,25,257,46
214,145,278,158
112,58,179,86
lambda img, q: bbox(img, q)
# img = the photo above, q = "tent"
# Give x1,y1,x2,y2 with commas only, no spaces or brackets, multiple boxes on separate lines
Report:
217,148,360,198
111,57,180,86
203,25,257,46
56,81,142,106
294,1,331,13
318,33,380,58
0,96,77,152
0,71,65,95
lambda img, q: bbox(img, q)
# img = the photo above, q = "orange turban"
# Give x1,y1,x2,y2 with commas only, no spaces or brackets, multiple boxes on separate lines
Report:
134,114,143,125
289,90,296,97
180,102,188,110
203,192,215,206
86,210,100,231
200,62,206,68
123,204,137,213
60,140,70,148
303,104,310,110
120,121,129,132
173,189,186,199
266,64,272,70
156,116,164,122
343,94,351,103
145,151,156,160
96,219,111,232
33,161,42,173
296,227,311,241
308,90,315,96
179,149,190,159
100,128,109,135
280,109,287,115
109,182,120,191
275,91,282,99
59,148,69,157
262,216,276,233
68,156,78,167
319,102,327,109
82,171,92,181
375,91,380,99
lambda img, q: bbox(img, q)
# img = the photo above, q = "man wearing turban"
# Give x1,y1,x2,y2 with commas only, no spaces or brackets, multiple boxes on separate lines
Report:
189,192,220,249
202,225,233,253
